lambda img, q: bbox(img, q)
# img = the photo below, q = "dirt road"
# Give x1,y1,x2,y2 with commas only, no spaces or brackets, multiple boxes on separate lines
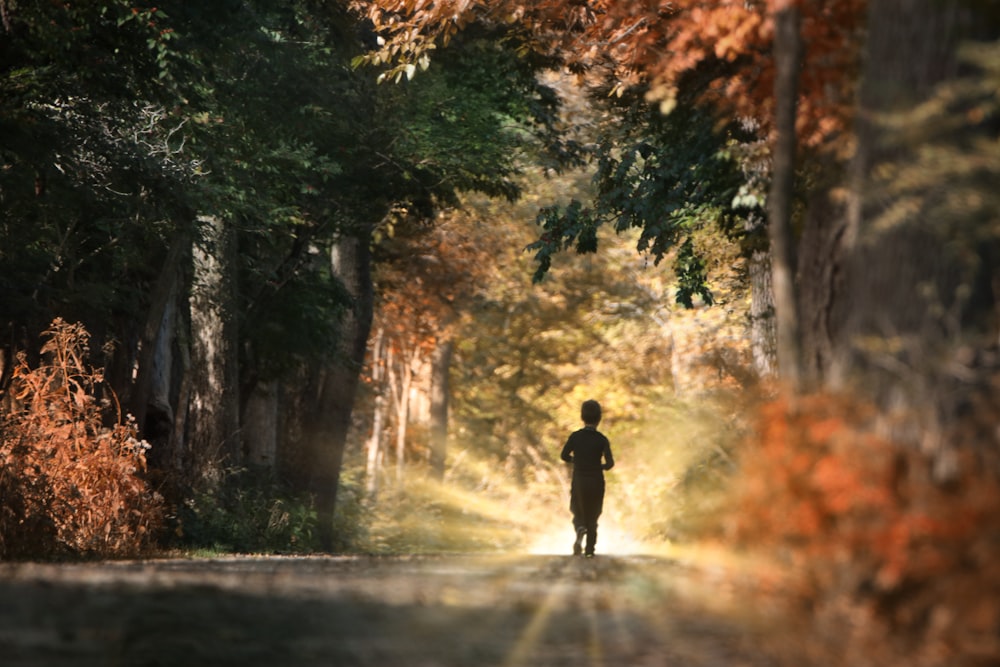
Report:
0,554,777,666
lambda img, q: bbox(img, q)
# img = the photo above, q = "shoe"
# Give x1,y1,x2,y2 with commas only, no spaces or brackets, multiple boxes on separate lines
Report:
572,528,585,556
584,552,595,558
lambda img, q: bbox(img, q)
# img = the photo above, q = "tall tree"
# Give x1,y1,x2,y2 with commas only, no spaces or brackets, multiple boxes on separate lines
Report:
768,1,804,388
804,0,1000,457
428,339,453,479
187,214,240,482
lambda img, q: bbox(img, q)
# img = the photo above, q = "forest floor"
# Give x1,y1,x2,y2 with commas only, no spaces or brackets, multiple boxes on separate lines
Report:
0,552,785,666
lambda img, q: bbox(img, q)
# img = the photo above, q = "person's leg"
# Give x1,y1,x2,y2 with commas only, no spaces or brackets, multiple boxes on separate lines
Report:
584,522,597,556
583,480,605,556
570,485,585,555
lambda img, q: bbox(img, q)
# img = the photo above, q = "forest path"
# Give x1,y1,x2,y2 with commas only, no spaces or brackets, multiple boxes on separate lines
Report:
0,553,778,666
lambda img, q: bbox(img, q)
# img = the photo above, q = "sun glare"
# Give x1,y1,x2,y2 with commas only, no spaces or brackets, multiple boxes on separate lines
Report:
526,522,662,557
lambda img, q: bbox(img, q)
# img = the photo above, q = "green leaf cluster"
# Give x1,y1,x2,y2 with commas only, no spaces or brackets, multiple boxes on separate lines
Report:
527,89,752,307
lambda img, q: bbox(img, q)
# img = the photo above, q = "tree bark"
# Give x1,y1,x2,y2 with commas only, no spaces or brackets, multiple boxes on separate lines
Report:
831,0,969,390
428,338,452,480
387,343,417,485
768,3,804,390
797,185,848,390
802,0,994,469
365,327,387,499
187,214,240,486
309,229,374,551
244,380,278,467
745,211,777,379
129,231,188,439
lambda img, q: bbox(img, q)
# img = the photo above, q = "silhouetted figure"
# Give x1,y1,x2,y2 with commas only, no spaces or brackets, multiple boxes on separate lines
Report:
560,399,614,557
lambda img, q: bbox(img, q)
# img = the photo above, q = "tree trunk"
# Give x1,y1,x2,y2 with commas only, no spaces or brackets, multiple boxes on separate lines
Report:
244,380,278,467
387,343,417,485
129,230,188,440
797,185,847,390
365,327,387,499
168,316,192,475
745,212,777,379
429,338,452,479
768,3,804,389
309,229,374,551
803,0,993,469
187,214,240,486
144,291,178,472
831,0,970,387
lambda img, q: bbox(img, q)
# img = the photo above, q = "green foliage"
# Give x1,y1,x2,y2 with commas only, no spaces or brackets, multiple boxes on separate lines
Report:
360,30,581,211
527,89,751,307
1,0,582,376
175,463,372,554
175,468,321,554
674,236,714,308
0,1,200,337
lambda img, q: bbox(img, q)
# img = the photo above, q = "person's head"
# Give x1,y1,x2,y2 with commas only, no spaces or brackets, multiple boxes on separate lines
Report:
581,399,602,426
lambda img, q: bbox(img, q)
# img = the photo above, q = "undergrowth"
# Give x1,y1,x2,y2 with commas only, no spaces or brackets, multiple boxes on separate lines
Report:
174,467,320,553
174,465,368,554
0,319,164,559
726,392,1000,667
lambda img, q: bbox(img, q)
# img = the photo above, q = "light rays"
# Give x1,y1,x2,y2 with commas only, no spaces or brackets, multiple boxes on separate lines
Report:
502,579,568,667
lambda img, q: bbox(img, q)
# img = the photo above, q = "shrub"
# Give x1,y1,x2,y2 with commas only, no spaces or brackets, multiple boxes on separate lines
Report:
0,319,164,559
174,466,323,554
727,392,1000,666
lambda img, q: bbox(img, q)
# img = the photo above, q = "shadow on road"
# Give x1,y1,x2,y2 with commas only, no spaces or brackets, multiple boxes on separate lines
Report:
0,554,775,666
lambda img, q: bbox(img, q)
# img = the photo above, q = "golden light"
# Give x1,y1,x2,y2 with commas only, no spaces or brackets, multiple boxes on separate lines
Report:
526,519,665,557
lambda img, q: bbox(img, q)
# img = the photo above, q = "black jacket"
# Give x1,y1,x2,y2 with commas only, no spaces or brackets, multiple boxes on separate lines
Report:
561,426,614,478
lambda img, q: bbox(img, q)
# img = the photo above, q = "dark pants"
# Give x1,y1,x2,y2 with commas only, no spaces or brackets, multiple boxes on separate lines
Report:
570,476,604,554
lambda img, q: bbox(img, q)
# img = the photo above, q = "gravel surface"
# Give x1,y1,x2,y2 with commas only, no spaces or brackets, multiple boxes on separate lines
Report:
0,554,777,666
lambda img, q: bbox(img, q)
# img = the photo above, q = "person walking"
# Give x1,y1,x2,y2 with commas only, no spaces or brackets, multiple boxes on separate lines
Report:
560,399,614,557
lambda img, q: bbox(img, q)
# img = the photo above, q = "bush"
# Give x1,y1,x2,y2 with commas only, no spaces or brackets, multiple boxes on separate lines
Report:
0,319,164,559
174,467,322,554
726,392,1000,666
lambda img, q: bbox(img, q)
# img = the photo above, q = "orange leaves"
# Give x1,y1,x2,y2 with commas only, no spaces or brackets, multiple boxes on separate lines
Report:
0,319,164,558
730,391,1000,614
735,408,1000,661
357,0,866,153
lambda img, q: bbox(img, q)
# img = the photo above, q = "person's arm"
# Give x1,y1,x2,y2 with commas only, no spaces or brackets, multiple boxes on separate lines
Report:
602,440,615,471
560,436,574,463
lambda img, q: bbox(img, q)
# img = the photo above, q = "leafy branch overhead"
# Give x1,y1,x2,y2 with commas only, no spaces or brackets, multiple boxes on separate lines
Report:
527,92,750,308
352,0,865,151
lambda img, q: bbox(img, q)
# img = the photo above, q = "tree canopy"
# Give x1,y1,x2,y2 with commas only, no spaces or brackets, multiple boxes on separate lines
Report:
353,0,865,150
